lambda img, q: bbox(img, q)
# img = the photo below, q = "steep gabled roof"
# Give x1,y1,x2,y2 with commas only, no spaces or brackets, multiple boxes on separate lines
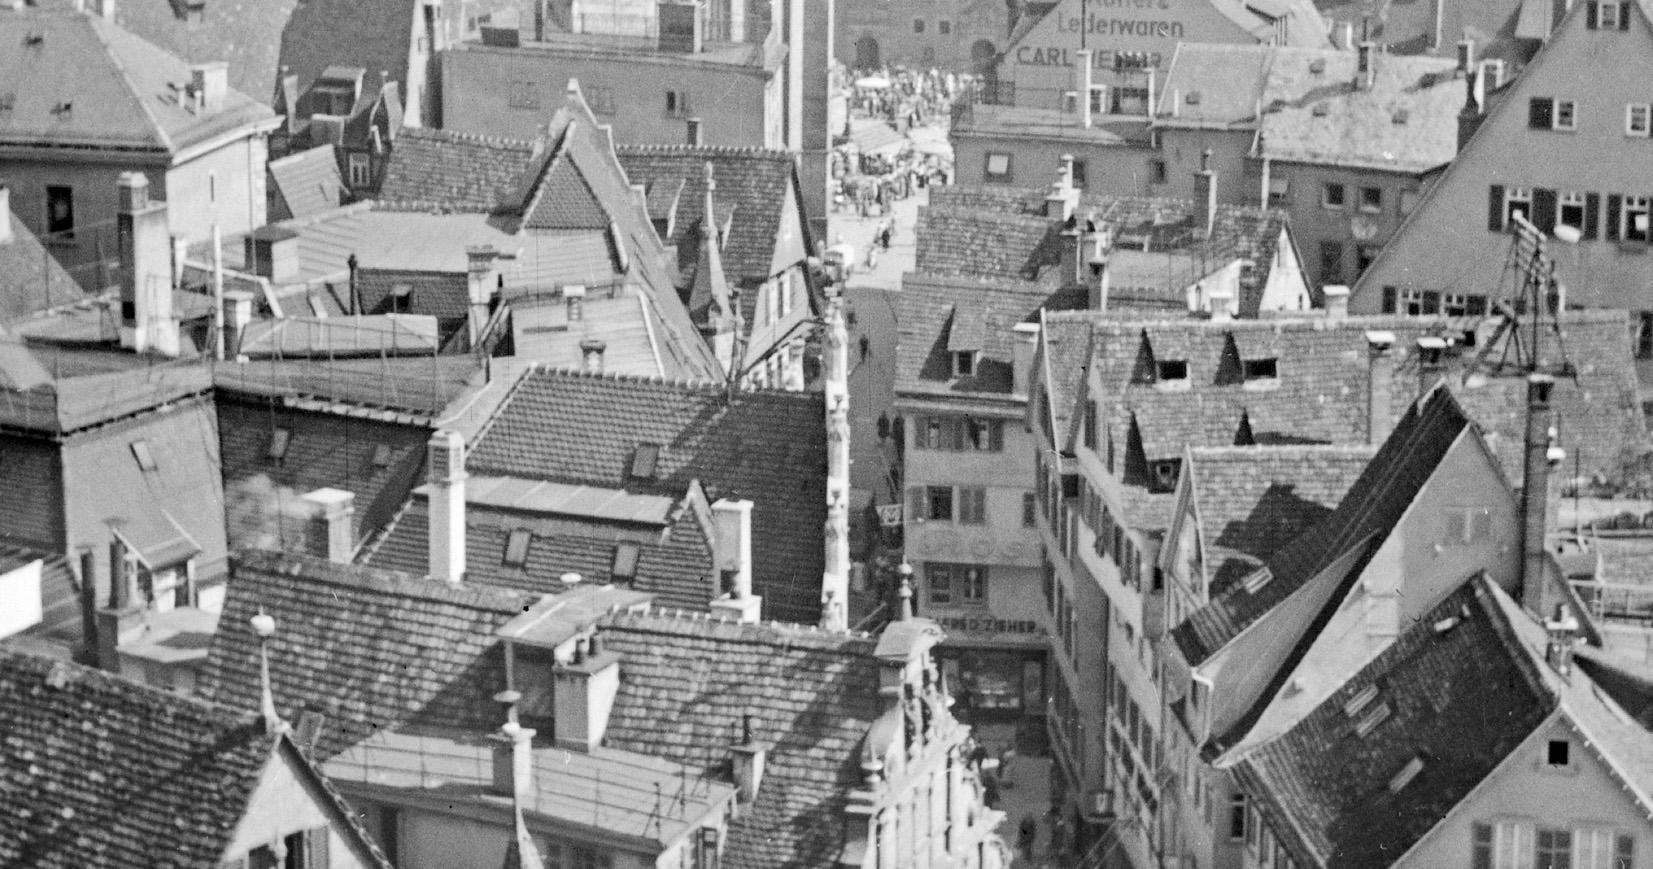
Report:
1185,444,1375,593
1231,577,1555,867
377,126,538,213
0,648,393,868
268,144,347,221
200,550,539,759
0,9,275,155
278,0,418,114
617,144,807,287
465,368,826,623
896,273,1088,398
598,610,883,869
94,0,302,102
1173,386,1475,665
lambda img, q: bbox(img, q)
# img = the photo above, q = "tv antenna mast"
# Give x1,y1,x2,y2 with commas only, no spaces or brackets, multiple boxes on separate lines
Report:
1466,212,1575,382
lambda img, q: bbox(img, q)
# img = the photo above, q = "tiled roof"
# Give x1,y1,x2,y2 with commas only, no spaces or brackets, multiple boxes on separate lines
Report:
199,550,539,759
278,0,416,114
1592,538,1653,586
598,610,883,868
0,213,88,324
0,649,273,866
1073,311,1641,491
376,126,536,213
616,144,806,288
365,485,717,611
1040,313,1095,444
1173,386,1473,665
1157,45,1463,174
354,268,470,320
1186,445,1375,592
93,0,300,102
466,368,827,624
268,145,347,221
1231,577,1555,867
1258,47,1463,173
0,648,390,869
214,354,482,417
217,394,431,554
0,10,275,155
897,273,1089,398
917,187,1294,316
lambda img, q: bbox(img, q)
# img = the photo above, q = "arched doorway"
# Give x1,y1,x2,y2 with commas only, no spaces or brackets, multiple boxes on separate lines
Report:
855,35,880,70
970,39,997,76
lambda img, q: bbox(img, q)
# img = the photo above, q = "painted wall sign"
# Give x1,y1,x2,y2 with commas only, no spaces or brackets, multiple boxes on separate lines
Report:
1013,46,1169,68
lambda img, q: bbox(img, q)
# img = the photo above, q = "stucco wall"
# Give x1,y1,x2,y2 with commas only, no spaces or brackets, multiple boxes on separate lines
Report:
224,746,379,869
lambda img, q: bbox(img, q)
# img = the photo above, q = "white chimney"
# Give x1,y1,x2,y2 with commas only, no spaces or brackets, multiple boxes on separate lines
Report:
191,62,229,114
730,713,768,804
466,245,499,347
552,634,620,751
1045,155,1079,221
1365,330,1396,445
0,185,11,244
1209,287,1235,321
1357,42,1377,90
580,338,606,374
116,172,178,357
1193,150,1217,238
491,714,536,802
709,498,761,623
301,488,355,563
1075,49,1094,128
1323,284,1350,321
427,430,467,584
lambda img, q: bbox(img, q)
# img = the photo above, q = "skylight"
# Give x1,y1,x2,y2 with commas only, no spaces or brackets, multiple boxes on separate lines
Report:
268,427,291,462
1387,756,1425,792
1342,684,1379,717
629,443,661,480
612,542,641,580
1354,702,1392,737
130,439,157,472
502,529,532,567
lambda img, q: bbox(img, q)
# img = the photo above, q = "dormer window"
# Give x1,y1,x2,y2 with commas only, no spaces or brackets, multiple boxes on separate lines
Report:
1242,357,1278,384
1156,360,1188,381
1150,459,1180,492
629,443,661,480
953,350,977,377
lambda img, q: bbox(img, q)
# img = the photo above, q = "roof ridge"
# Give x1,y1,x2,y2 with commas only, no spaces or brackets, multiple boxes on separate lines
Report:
0,645,261,727
614,142,792,160
403,125,536,149
521,363,821,403
233,549,533,613
85,14,173,153
604,608,877,648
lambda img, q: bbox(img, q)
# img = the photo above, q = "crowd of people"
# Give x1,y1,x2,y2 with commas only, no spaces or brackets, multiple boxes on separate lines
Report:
830,65,962,225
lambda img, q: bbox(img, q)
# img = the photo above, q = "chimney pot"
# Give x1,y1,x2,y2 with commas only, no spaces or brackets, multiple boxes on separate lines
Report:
1366,331,1396,445
301,488,355,563
709,499,762,623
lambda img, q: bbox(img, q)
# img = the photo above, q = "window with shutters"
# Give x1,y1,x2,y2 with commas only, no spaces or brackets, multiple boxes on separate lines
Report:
1559,191,1588,231
1623,196,1650,243
1627,103,1651,136
1594,0,1625,27
957,487,987,525
1505,187,1533,226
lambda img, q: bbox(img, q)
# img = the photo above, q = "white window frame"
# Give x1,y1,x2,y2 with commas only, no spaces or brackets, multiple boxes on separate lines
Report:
1553,99,1578,131
1559,191,1588,230
1505,187,1533,225
1600,0,1622,27
1626,103,1651,137
1625,195,1651,243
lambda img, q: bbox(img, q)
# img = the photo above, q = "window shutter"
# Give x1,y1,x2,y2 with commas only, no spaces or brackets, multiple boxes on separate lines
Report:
1532,188,1558,233
1422,290,1441,314
1488,184,1506,231
1620,2,1632,27
1608,194,1623,240
910,487,925,519
308,828,330,867
1587,0,1598,25
1382,285,1397,313
1584,192,1601,239
1529,98,1553,129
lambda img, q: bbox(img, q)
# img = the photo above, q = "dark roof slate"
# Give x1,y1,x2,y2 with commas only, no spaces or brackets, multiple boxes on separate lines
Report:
376,127,536,213
466,368,826,624
278,0,416,114
1232,577,1554,867
897,273,1089,398
598,611,882,869
199,550,538,759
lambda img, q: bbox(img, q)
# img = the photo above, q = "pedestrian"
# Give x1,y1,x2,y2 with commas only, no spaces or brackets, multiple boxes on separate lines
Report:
1018,816,1037,859
859,334,871,361
877,412,890,440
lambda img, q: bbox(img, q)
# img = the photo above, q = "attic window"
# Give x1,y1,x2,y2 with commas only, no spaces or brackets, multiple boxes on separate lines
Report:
268,427,292,462
629,443,661,480
1156,360,1188,381
612,542,641,580
390,284,414,314
1150,459,1181,492
1353,701,1392,737
130,439,157,472
954,350,977,377
503,529,532,567
1342,684,1379,717
1242,358,1278,380
1387,756,1425,792
1547,739,1571,767
371,443,393,469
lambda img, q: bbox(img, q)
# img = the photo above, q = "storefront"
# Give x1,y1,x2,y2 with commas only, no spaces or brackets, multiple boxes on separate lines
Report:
933,618,1048,725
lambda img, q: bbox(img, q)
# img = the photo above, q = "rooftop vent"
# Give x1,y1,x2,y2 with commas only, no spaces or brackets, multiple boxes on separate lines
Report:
1387,756,1425,792
1342,683,1379,717
1312,102,1329,117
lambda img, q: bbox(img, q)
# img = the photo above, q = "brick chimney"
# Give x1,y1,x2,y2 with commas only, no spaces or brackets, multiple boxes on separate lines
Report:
1193,150,1217,238
552,634,621,750
116,172,178,357
1520,374,1561,611
709,498,761,623
301,488,355,563
1365,330,1395,445
190,62,228,114
427,430,467,584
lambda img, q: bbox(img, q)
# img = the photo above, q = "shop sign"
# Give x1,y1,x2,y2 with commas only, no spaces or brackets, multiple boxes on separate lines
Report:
877,504,903,527
937,616,1044,636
